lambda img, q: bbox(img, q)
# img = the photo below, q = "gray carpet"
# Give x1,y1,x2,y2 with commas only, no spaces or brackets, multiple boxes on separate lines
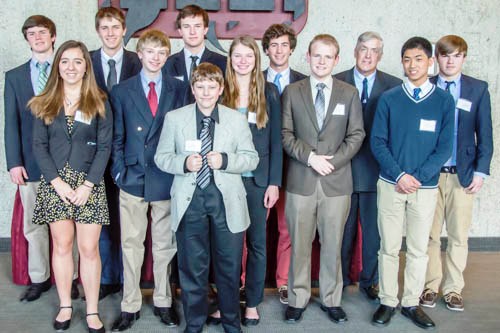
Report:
1,252,499,332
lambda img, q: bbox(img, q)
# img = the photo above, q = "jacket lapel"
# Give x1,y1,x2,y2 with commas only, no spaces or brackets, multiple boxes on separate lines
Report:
55,110,70,139
299,78,320,132
148,77,175,141
92,50,106,91
21,61,36,98
129,76,154,127
213,107,230,152
181,105,198,143
321,77,342,131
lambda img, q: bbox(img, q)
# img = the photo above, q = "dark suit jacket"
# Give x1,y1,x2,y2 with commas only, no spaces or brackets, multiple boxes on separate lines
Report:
282,76,365,197
163,48,227,83
430,74,493,187
263,68,307,87
90,48,142,93
335,68,402,192
110,74,187,201
32,103,113,185
4,60,40,181
246,82,282,188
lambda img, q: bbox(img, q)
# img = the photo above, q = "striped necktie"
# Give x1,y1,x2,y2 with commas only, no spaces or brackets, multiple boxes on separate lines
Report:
413,87,421,101
197,117,212,189
37,62,49,95
315,83,326,129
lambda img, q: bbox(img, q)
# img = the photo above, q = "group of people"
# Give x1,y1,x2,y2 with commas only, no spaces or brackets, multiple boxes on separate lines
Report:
4,4,492,333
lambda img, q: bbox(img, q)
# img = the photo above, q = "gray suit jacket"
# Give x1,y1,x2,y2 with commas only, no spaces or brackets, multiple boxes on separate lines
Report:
154,103,259,233
282,76,365,197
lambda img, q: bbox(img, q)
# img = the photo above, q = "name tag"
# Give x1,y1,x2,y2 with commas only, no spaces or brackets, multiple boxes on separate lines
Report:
174,75,184,82
247,112,257,124
332,104,345,115
74,110,91,125
457,98,472,112
420,119,436,132
185,139,201,152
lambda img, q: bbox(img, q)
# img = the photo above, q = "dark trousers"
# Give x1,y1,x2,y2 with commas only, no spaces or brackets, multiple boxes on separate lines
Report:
242,177,267,307
176,183,243,333
100,172,122,284
341,192,379,287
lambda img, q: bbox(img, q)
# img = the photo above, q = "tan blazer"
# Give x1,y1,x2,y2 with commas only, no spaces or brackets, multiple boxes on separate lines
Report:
154,103,259,233
282,76,365,197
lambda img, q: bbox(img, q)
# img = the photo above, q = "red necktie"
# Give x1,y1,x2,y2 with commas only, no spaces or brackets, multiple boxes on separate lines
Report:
147,82,158,117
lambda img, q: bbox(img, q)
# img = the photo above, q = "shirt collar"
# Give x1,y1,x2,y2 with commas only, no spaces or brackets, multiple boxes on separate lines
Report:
353,67,377,82
310,75,333,90
196,103,220,124
30,56,54,68
437,73,462,86
184,47,205,60
404,78,433,96
267,66,291,81
140,69,162,87
101,47,124,64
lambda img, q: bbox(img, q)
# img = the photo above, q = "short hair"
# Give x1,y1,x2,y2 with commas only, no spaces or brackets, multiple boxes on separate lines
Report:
136,29,171,55
401,36,433,58
95,6,126,30
22,15,56,40
435,35,468,57
355,31,384,55
308,34,340,56
191,62,224,87
261,24,298,52
175,4,209,29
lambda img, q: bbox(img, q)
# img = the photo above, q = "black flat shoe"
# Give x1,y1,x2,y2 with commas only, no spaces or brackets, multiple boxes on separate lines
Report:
53,306,72,331
320,305,348,323
20,278,51,302
401,306,435,329
206,315,221,325
285,306,305,323
111,311,140,332
86,313,105,333
242,317,260,326
153,306,179,327
372,304,396,327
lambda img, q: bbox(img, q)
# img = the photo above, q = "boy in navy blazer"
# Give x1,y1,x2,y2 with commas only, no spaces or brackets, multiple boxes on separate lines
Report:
89,6,142,301
420,35,493,312
110,29,186,331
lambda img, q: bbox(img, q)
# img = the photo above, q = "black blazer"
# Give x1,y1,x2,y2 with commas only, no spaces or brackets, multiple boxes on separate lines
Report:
335,68,402,192
430,74,493,187
110,74,187,201
32,102,113,185
246,82,283,188
90,48,142,93
263,68,307,88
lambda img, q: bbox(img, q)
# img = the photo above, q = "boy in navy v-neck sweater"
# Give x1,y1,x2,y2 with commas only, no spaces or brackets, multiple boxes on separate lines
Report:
370,37,454,330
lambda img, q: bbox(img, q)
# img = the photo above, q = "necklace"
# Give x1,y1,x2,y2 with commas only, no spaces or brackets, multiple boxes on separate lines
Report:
64,96,80,107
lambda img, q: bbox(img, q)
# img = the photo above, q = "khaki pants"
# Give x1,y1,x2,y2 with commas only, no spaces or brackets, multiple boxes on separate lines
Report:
119,190,176,312
377,180,438,307
286,181,350,308
425,173,474,295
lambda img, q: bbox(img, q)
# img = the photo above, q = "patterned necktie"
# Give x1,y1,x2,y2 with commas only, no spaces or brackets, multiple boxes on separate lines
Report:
273,73,282,94
37,62,49,95
413,87,421,101
147,82,158,117
315,83,326,129
444,80,454,93
197,117,212,189
189,55,199,79
361,77,368,109
107,59,117,92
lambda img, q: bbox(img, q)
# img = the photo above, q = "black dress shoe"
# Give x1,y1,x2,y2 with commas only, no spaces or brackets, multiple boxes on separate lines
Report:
153,306,179,327
206,315,222,325
372,304,396,327
111,311,140,332
285,306,305,323
86,313,105,333
53,306,72,331
99,283,121,300
20,278,51,302
242,317,260,326
320,305,348,323
71,280,79,300
361,285,380,301
401,306,435,329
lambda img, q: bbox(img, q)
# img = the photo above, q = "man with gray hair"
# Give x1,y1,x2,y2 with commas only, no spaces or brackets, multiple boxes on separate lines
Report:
335,31,401,301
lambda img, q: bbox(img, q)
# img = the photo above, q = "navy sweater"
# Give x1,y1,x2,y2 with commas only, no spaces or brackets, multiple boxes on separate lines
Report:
371,84,455,188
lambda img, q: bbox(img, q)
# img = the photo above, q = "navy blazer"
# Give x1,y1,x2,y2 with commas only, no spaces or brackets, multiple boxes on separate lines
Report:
4,60,40,181
430,74,493,187
163,48,227,83
90,48,142,93
335,68,402,192
263,68,307,87
32,103,113,185
245,82,283,188
110,74,187,201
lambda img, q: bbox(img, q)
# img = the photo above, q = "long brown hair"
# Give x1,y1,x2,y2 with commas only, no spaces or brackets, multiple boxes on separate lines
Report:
223,35,268,129
29,40,106,125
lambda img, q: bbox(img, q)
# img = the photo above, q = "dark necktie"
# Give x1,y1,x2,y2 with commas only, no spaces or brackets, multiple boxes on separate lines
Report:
315,83,326,129
361,77,368,109
147,82,158,117
273,73,282,94
444,80,454,93
189,55,199,79
413,87,421,101
107,59,117,92
36,61,49,95
197,117,212,189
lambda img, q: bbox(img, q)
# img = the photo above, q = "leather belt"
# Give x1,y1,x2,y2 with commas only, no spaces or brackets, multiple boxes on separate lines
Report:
441,166,457,174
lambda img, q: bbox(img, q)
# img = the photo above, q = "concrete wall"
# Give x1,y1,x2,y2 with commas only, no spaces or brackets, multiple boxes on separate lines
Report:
1,0,499,237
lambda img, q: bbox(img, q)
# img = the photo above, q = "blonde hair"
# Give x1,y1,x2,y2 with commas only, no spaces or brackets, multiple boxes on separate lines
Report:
223,35,267,129
29,40,106,124
136,29,171,55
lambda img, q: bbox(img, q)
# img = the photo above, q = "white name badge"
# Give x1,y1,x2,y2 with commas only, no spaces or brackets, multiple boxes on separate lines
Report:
247,112,257,124
74,110,91,125
332,104,345,115
174,75,184,82
185,140,202,152
419,119,436,132
457,98,472,112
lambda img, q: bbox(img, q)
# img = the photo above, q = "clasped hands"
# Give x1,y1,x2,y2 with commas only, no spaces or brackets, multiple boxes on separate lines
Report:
51,177,92,206
186,151,222,172
395,174,421,194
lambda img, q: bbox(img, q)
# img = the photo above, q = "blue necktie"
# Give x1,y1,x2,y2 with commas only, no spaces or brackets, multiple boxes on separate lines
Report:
36,62,49,95
445,80,454,93
413,87,421,101
273,73,282,94
361,77,368,108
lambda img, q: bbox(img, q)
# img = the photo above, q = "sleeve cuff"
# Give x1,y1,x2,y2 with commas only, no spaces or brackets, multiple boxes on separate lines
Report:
220,153,228,170
474,171,488,179
183,157,189,174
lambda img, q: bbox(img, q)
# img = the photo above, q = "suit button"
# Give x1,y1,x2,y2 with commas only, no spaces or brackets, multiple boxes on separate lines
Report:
145,163,148,167
137,126,142,131
187,197,191,201
191,182,195,186
144,144,148,148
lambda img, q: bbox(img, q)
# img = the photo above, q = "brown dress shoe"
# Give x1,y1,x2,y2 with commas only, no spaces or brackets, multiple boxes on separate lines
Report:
419,288,438,308
444,292,464,312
